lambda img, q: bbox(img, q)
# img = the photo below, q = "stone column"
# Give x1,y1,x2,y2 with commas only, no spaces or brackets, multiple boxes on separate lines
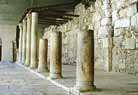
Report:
18,23,23,63
21,19,27,64
49,31,62,79
75,29,95,92
30,12,38,69
37,39,48,72
102,0,113,72
25,14,31,66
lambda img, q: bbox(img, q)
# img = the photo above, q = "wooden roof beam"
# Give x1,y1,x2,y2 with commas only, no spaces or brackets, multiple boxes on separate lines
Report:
39,17,69,22
19,2,78,23
39,20,68,23
39,20,66,24
31,8,67,13
39,12,79,17
39,15,73,20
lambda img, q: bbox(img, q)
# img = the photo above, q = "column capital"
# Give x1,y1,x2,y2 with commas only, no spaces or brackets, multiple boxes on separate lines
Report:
26,13,32,19
19,23,23,27
31,12,38,15
23,19,27,24
31,12,38,18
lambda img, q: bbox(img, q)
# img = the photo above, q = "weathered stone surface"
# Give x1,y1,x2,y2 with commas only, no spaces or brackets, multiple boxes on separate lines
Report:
118,8,127,18
104,9,112,17
0,62,66,95
76,29,95,92
18,23,23,63
124,38,136,49
42,0,138,74
49,31,62,79
30,12,39,69
37,39,48,73
127,4,137,17
114,18,130,28
21,19,27,64
101,18,112,26
112,10,119,23
98,26,112,38
131,15,137,26
24,14,31,67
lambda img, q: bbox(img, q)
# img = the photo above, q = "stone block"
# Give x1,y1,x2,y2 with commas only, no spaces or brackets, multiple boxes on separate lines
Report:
113,37,122,48
127,4,137,17
104,9,112,17
114,18,130,28
101,17,112,26
116,1,123,10
114,29,122,37
93,12,102,23
103,38,109,48
124,38,136,49
119,8,127,18
94,21,100,30
131,15,137,26
136,39,138,48
112,10,119,23
102,0,110,4
119,60,126,69
98,26,112,38
102,3,111,10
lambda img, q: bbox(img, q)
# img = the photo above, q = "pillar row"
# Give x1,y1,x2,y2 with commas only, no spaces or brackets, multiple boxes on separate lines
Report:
25,14,31,66
37,39,48,73
18,23,23,63
21,19,27,64
30,12,38,69
49,31,62,79
75,29,96,92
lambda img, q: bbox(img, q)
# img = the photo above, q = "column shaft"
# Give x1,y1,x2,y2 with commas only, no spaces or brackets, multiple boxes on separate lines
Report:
76,29,95,92
21,19,27,64
37,39,48,72
50,31,62,79
18,23,23,63
30,12,38,69
102,0,113,72
25,14,31,66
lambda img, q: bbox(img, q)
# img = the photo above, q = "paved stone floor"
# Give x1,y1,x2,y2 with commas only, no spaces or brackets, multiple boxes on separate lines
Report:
0,61,67,95
1,61,138,95
54,65,138,95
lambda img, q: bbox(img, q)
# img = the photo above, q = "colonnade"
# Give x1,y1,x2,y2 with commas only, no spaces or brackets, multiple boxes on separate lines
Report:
18,12,95,92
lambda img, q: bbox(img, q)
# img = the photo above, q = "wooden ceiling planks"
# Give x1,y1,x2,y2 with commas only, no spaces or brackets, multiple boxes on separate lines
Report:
19,2,79,26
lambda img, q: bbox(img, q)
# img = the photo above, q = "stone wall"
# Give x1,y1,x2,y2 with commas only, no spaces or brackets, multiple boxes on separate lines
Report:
0,24,16,61
43,0,138,74
112,0,138,74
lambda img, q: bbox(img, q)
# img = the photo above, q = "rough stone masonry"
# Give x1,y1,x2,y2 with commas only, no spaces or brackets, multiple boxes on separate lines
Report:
43,0,138,75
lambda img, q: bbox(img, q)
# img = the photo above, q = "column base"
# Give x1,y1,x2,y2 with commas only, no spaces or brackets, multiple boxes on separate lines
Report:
18,60,22,64
21,58,25,65
21,61,25,65
37,67,49,73
18,57,22,63
30,61,38,69
49,73,62,79
24,62,30,67
75,81,96,92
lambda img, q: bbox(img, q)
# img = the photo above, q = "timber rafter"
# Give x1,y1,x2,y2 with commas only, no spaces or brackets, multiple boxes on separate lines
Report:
19,2,79,26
